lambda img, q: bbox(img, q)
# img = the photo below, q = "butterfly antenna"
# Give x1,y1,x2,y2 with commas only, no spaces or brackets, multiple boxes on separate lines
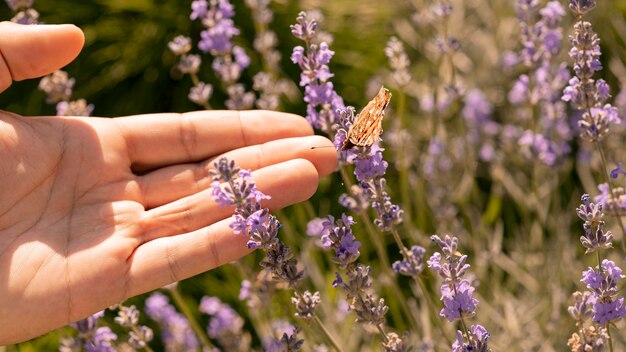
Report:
310,146,336,150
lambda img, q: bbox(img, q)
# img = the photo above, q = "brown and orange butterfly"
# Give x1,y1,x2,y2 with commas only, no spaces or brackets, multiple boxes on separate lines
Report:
342,86,392,150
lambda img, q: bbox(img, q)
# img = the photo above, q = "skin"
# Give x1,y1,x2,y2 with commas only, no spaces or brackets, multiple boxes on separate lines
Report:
0,22,338,344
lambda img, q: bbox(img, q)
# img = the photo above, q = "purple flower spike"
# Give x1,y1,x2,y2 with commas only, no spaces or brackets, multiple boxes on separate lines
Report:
145,292,199,351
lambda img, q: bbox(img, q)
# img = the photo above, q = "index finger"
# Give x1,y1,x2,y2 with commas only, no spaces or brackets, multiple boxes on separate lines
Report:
114,110,314,172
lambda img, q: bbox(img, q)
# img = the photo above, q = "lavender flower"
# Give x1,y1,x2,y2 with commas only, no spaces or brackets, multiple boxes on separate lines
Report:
509,0,572,166
186,0,253,106
292,290,321,319
246,0,287,108
5,0,33,11
199,296,249,350
168,35,193,56
56,99,95,117
113,305,154,349
176,54,202,75
38,70,94,116
392,245,427,278
188,82,213,107
562,1,621,142
576,194,613,253
5,0,39,23
145,292,199,351
381,331,411,352
567,326,609,352
61,311,118,352
320,214,361,268
252,72,290,110
593,183,626,216
195,0,239,55
210,157,304,288
568,0,596,16
265,326,304,352
291,11,345,132
452,325,490,352
225,83,255,110
38,70,75,104
290,11,317,42
429,235,489,349
462,89,499,162
385,37,411,88
580,259,626,325
338,185,371,214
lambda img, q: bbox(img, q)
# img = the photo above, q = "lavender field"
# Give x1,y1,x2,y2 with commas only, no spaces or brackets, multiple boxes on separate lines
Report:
3,0,626,351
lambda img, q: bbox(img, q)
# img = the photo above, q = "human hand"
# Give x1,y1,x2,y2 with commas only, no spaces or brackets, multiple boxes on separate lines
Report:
0,22,337,344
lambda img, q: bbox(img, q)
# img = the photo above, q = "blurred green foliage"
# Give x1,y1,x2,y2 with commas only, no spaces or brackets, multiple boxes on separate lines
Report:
0,0,398,118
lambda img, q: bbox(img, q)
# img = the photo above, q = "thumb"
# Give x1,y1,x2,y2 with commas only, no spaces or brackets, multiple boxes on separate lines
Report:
0,21,84,93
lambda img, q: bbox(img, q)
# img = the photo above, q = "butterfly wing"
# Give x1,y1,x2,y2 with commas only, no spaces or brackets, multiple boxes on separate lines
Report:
347,86,391,148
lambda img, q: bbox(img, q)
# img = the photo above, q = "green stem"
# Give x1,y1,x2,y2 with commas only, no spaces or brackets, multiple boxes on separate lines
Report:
313,315,345,352
168,286,214,350
416,277,452,345
606,323,614,352
390,228,410,259
377,324,389,343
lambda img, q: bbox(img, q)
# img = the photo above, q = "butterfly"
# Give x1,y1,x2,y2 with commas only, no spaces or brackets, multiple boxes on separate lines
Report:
342,86,392,150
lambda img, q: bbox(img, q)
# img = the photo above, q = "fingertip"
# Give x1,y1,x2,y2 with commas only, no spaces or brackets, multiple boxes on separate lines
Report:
0,21,85,85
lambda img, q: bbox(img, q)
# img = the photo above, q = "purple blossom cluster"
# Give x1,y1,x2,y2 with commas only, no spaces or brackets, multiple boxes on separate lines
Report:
144,292,199,351
245,0,291,110
428,235,490,351
290,11,345,132
451,324,490,352
332,264,389,327
210,157,303,288
291,290,321,319
576,194,613,253
319,214,409,349
60,311,118,352
509,0,572,166
114,304,154,349
317,213,362,269
384,37,411,89
567,291,609,350
170,0,253,109
167,35,212,108
580,259,626,325
561,0,621,142
5,0,38,24
570,194,626,348
592,163,626,216
461,89,498,162
199,296,250,350
392,245,427,278
265,326,304,352
38,70,94,117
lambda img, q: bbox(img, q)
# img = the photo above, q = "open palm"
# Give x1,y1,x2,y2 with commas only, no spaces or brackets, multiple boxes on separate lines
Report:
0,23,337,344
